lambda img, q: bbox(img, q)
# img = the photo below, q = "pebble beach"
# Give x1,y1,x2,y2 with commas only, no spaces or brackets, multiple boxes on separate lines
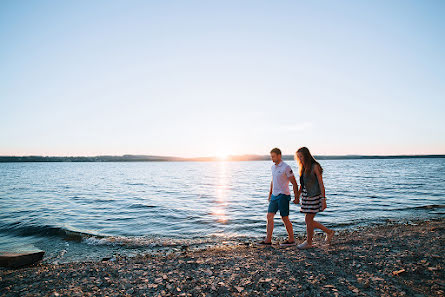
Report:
1,218,443,297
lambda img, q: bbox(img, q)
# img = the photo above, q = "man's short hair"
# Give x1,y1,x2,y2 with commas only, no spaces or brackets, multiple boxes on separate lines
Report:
270,148,282,155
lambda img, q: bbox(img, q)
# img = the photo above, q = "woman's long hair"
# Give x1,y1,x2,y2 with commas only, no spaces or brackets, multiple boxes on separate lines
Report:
295,147,323,176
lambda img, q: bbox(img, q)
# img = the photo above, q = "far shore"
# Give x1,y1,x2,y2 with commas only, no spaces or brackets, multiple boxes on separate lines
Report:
1,154,444,163
1,218,443,296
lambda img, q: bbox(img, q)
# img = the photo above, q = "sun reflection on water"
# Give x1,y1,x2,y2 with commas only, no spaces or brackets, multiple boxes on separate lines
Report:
211,161,229,224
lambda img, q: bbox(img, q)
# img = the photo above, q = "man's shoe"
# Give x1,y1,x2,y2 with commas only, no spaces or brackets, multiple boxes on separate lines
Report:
256,240,272,246
279,240,296,246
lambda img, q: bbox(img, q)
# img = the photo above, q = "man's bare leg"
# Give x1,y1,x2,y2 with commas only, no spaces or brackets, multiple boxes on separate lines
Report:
265,212,275,243
281,216,295,242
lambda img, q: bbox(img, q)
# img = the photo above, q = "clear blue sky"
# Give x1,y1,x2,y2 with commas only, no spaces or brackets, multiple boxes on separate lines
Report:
1,0,444,157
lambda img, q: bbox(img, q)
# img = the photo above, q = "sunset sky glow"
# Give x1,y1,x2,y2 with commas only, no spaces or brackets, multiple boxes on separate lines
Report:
1,1,444,157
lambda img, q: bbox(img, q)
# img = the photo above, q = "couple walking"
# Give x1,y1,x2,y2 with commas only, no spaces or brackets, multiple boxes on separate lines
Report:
258,147,335,249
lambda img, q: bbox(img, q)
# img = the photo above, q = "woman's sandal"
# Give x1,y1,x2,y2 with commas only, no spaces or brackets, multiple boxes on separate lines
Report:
325,230,335,244
297,241,313,249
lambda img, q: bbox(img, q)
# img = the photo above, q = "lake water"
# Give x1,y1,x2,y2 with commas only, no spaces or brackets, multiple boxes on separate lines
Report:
1,159,444,263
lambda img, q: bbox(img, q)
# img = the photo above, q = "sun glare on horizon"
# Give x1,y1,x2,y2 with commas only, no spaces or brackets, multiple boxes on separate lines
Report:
216,151,230,161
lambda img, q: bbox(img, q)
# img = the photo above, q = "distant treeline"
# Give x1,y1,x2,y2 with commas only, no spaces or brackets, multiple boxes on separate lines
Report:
0,154,444,162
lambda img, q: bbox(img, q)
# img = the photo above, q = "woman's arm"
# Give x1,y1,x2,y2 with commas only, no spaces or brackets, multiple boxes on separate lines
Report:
314,164,327,210
314,164,325,197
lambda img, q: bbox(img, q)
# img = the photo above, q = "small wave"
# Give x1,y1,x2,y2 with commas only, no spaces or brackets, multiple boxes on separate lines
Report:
413,204,445,209
388,204,445,211
0,222,104,242
83,235,226,249
92,198,115,203
128,203,156,209
124,182,147,186
328,221,364,228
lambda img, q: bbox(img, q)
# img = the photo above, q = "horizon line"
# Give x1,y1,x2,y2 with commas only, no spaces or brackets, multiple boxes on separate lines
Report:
1,153,444,163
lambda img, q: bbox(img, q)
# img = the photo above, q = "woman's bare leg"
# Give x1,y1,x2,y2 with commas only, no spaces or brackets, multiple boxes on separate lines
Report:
305,213,333,245
305,213,315,245
313,220,332,234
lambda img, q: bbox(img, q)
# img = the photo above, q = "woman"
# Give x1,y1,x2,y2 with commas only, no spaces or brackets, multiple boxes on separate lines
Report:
295,147,335,249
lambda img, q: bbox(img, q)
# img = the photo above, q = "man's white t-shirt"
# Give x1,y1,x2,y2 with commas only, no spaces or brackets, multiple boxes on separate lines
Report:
271,161,294,196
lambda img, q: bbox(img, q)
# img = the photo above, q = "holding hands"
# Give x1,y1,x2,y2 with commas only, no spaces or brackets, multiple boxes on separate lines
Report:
293,188,301,205
321,198,327,211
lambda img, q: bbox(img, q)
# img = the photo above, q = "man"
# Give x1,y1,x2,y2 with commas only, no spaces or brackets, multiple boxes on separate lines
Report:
258,148,300,246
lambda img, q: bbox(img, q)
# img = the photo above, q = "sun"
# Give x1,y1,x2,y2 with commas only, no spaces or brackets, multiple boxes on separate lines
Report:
216,151,229,161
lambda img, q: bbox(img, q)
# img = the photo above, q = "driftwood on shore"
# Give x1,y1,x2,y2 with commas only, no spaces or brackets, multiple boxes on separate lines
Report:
0,251,45,269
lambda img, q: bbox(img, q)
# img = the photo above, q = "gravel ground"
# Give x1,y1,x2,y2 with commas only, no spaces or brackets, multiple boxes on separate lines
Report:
1,218,443,297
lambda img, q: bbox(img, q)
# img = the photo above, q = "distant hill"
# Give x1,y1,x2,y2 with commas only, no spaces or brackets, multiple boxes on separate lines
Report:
0,154,444,162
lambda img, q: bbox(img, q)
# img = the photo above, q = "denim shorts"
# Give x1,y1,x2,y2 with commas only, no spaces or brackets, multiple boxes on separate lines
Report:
267,194,291,217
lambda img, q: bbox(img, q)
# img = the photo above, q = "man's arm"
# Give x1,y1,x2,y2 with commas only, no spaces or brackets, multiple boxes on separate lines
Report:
268,180,273,201
284,165,300,204
289,175,300,204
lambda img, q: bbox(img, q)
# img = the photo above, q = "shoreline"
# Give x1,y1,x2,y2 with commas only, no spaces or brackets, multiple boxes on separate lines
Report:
1,218,444,296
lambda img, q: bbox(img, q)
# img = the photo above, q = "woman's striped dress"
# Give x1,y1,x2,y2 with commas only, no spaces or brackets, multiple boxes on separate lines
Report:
300,186,323,213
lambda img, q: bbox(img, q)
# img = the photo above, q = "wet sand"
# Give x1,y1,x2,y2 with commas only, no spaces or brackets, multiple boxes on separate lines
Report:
1,218,443,296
